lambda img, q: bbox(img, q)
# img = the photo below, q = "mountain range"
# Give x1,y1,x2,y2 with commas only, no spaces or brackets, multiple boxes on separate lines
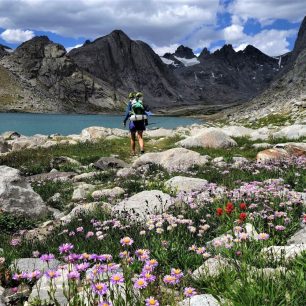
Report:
0,16,305,115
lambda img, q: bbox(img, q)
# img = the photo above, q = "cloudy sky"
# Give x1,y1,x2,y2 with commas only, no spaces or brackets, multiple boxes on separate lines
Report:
0,0,305,56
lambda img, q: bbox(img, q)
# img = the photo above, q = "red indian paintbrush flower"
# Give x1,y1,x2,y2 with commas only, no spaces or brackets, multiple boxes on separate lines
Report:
239,212,247,222
216,208,223,216
239,202,247,210
225,202,234,214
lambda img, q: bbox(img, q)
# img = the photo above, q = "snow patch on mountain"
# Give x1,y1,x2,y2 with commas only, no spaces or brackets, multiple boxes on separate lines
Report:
174,56,200,67
160,57,175,65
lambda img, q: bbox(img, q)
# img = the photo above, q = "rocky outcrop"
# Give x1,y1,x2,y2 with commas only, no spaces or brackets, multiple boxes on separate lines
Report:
113,190,172,221
256,148,289,162
223,16,306,122
165,176,208,193
260,244,306,261
179,294,220,306
69,30,180,108
132,148,209,172
178,128,237,149
0,166,48,217
0,36,123,113
93,157,129,170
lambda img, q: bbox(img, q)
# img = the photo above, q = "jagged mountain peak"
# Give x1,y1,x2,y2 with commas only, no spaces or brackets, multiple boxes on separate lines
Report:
174,45,195,59
198,47,210,60
214,44,235,56
292,16,306,60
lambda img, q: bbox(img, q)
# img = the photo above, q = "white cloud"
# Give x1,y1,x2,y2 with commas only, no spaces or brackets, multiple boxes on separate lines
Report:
228,0,306,25
0,28,34,43
66,44,82,52
152,43,179,56
228,29,296,56
223,24,245,41
0,0,220,48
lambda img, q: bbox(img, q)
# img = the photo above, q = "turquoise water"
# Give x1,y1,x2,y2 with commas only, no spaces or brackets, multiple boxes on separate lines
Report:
0,113,201,136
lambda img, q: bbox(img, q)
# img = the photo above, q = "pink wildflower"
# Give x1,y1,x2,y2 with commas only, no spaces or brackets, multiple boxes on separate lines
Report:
184,287,197,298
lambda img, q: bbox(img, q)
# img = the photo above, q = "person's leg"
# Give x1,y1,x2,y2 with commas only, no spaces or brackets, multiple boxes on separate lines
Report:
137,131,144,153
130,132,136,155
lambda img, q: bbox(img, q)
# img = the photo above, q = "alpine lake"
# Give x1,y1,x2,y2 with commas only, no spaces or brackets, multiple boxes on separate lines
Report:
0,112,202,136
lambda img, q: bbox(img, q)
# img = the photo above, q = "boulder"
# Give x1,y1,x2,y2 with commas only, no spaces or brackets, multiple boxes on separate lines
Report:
0,137,10,153
27,171,76,183
249,127,272,141
72,172,99,182
221,125,254,137
287,226,306,245
132,148,209,172
94,157,129,170
11,258,61,273
260,244,306,260
92,187,125,200
256,148,289,162
179,294,220,306
273,125,306,139
145,128,175,138
10,136,48,151
113,190,172,221
232,156,249,166
178,128,237,149
60,202,111,223
192,257,229,279
81,126,127,140
28,270,68,305
165,176,208,193
0,166,48,217
274,142,306,156
116,167,137,178
50,156,81,169
72,183,95,202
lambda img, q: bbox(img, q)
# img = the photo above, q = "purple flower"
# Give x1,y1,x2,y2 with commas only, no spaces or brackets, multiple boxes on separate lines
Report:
91,282,108,296
67,270,80,280
110,273,124,285
145,297,159,306
45,270,61,279
184,287,197,298
134,277,148,289
40,254,55,262
59,243,74,254
98,301,113,306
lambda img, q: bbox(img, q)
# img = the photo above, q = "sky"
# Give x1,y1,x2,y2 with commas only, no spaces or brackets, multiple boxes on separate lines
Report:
0,0,305,57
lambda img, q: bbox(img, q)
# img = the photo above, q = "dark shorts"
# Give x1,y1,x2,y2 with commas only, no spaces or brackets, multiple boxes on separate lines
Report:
129,120,146,133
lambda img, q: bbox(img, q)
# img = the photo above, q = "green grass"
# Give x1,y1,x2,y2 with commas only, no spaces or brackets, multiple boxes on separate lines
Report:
32,181,73,210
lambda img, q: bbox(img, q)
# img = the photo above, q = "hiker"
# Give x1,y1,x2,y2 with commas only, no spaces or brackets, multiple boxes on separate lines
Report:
123,92,148,155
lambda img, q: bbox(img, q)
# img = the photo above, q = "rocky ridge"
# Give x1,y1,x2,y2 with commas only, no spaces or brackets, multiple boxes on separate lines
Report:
221,16,306,124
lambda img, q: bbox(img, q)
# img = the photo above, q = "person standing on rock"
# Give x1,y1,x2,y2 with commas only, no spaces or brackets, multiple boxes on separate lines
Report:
123,92,148,155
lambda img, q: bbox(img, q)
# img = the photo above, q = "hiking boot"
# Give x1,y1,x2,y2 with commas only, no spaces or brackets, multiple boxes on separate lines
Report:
140,150,145,154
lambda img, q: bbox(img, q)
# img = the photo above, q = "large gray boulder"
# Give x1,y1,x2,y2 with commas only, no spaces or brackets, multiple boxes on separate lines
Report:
221,125,254,137
178,128,237,149
81,126,128,140
179,294,220,306
132,148,209,172
28,270,68,305
0,166,48,217
94,157,129,170
273,125,306,139
260,244,306,260
11,258,61,273
192,257,230,279
287,226,306,245
113,190,172,221
165,176,208,193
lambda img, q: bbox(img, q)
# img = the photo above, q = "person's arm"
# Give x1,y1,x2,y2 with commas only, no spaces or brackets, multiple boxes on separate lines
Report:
123,102,131,125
